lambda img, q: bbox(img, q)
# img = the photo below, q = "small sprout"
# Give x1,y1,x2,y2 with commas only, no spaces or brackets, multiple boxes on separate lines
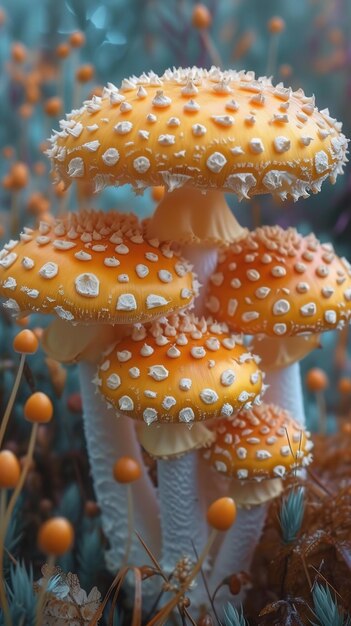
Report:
223,603,248,626
311,582,351,626
192,4,212,29
267,16,286,34
0,450,21,489
69,31,86,48
279,486,305,544
207,497,237,531
37,517,74,556
113,456,141,483
13,329,39,355
8,161,29,190
24,392,53,424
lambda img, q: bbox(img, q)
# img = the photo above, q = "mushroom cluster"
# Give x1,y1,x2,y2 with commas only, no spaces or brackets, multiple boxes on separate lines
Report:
0,66,349,619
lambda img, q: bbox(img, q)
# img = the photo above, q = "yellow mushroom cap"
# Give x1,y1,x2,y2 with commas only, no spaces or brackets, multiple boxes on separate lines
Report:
0,210,197,324
203,403,313,481
97,313,264,426
206,225,351,337
47,67,348,201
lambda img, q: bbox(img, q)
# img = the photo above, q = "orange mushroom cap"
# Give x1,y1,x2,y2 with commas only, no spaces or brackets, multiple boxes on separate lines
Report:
206,225,351,337
203,403,313,481
97,312,264,426
37,517,74,556
0,450,21,489
0,210,197,324
46,67,348,201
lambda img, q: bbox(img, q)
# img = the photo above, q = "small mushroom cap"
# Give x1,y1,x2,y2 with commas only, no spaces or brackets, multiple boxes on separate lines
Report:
0,210,196,324
97,313,264,426
47,67,348,201
203,403,313,481
206,225,351,337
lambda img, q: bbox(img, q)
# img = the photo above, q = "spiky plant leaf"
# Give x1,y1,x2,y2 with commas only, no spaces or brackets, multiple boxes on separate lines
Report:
279,486,305,544
311,583,351,626
6,561,36,626
223,603,248,626
3,496,23,578
56,482,82,525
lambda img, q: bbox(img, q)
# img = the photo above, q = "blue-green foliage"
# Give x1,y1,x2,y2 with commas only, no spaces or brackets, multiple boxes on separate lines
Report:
311,583,351,626
4,561,36,626
279,486,305,544
3,497,23,578
223,603,248,626
56,481,82,526
78,524,104,591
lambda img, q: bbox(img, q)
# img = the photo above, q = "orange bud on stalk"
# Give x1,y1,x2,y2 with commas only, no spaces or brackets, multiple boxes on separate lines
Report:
207,497,237,531
37,517,74,556
268,16,285,34
44,97,62,117
113,457,141,483
338,377,351,395
11,42,27,63
13,329,38,354
24,392,53,424
56,42,70,59
76,64,94,83
69,31,85,48
192,4,212,29
306,368,329,392
10,162,29,189
151,186,165,202
0,450,21,489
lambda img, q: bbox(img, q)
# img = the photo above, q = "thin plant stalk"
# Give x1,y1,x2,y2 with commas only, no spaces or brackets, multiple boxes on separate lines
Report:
266,33,280,77
0,489,12,626
123,486,134,567
316,390,327,434
0,353,26,448
34,553,56,626
200,30,223,67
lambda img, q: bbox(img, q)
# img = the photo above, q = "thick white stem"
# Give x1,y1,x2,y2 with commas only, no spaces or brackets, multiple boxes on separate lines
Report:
79,361,160,571
264,362,306,427
209,505,267,610
181,244,218,316
158,452,208,573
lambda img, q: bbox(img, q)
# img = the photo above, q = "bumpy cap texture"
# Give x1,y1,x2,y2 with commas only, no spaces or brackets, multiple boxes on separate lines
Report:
97,313,264,425
206,225,351,337
0,211,197,323
47,67,348,201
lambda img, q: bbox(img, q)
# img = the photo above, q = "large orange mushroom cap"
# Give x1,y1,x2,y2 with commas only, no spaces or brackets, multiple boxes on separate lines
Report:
206,225,351,337
0,210,197,324
97,313,264,427
47,67,348,202
203,403,313,481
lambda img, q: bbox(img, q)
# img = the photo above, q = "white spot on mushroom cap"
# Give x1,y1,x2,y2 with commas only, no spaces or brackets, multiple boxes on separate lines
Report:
116,294,137,311
149,365,169,381
146,294,170,309
114,121,133,135
179,407,195,423
119,396,134,411
106,374,121,390
206,152,227,173
68,157,84,178
75,273,100,298
133,156,150,173
102,148,120,166
179,378,192,391
39,262,59,279
273,136,291,153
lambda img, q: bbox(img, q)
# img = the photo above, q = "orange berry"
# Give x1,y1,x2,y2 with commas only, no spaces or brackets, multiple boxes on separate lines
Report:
10,162,29,189
341,422,351,435
37,517,74,555
192,4,212,29
27,192,50,215
305,368,329,392
279,64,293,78
56,42,70,59
113,457,141,483
11,42,27,63
2,174,13,190
13,329,38,354
338,377,351,395
44,97,62,117
33,161,46,177
0,450,21,489
24,392,53,423
75,64,94,83
26,85,41,104
19,103,33,120
69,31,85,48
151,186,165,202
207,497,237,531
2,146,14,160
267,16,285,34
